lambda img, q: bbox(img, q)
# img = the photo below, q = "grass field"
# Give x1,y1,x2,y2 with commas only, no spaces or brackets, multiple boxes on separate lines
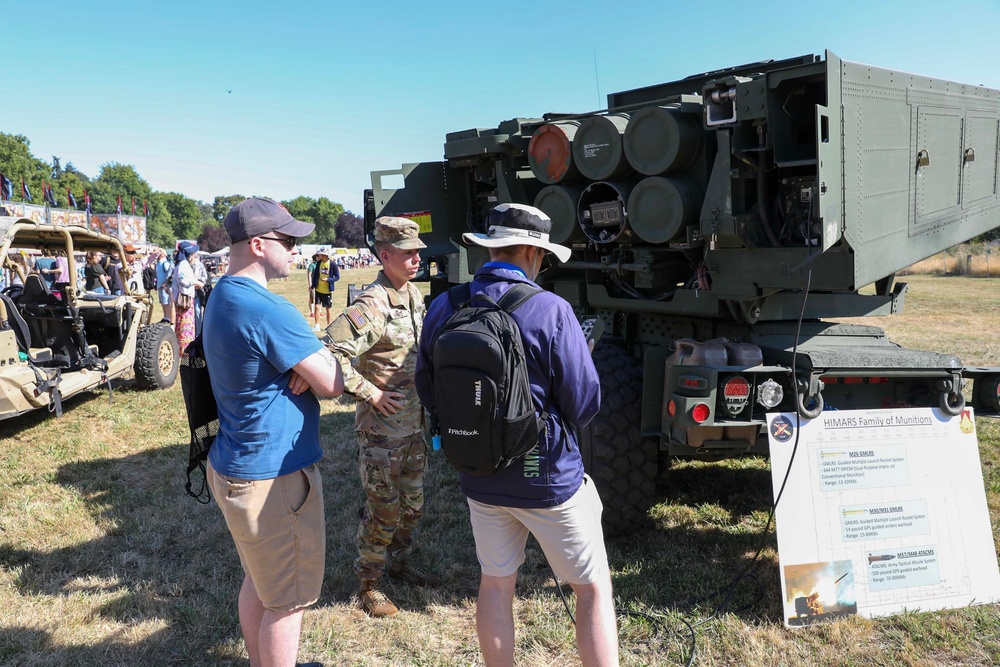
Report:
0,269,997,666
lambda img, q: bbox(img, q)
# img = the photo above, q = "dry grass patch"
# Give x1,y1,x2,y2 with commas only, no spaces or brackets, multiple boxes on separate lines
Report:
904,244,1000,278
0,268,996,665
836,274,1000,367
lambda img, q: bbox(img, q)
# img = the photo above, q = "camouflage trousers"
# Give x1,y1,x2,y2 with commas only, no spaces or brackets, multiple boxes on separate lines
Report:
354,431,427,583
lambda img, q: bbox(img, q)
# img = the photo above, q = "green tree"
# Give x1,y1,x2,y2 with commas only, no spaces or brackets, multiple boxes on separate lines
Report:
144,195,175,247
0,133,48,200
196,201,214,225
0,133,40,176
213,194,246,223
2,130,356,254
282,196,315,222
91,163,153,215
312,197,344,244
157,192,203,241
281,195,344,244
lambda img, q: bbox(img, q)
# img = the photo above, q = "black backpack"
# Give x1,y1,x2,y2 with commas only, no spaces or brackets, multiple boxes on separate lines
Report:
179,333,219,503
141,266,157,291
429,283,546,476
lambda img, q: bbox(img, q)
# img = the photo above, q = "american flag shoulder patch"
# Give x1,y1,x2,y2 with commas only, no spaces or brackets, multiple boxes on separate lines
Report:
345,305,369,331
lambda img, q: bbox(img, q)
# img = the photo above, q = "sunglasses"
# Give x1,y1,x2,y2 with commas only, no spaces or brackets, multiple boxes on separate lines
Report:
254,236,297,250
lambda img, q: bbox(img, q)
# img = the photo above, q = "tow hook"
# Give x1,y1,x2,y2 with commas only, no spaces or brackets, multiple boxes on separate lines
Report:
796,376,825,419
937,377,965,416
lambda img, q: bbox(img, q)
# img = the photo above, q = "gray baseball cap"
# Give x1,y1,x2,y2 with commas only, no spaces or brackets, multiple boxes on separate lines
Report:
224,197,315,242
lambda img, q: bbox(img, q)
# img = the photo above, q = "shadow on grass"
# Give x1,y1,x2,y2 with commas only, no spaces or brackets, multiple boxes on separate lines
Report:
322,415,789,625
606,460,785,625
1,394,791,665
0,435,250,666
0,376,160,437
0,387,106,434
0,403,481,665
0,626,247,667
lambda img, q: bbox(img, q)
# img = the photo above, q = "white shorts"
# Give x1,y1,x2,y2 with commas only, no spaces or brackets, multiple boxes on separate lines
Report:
467,475,609,585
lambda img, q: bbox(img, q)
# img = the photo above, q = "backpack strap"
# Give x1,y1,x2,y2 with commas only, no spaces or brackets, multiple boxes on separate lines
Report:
447,283,472,310
452,281,541,313
495,283,542,314
494,282,549,434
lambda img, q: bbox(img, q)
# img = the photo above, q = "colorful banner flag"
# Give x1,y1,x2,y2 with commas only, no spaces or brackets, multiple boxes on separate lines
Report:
143,200,149,217
67,189,78,209
84,189,91,213
43,182,57,206
131,196,136,214
116,194,122,214
22,178,33,202
0,174,11,200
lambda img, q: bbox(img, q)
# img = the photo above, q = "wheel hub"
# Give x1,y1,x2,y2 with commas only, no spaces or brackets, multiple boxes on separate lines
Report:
158,340,173,375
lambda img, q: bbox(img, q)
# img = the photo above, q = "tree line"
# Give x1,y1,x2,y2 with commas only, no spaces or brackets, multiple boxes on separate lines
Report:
0,132,366,251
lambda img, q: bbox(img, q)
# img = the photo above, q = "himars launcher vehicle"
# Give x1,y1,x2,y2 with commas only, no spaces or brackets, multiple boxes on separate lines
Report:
365,51,1000,533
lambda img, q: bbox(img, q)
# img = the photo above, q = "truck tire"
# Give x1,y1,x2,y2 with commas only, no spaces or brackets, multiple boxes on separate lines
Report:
580,343,658,536
134,322,179,389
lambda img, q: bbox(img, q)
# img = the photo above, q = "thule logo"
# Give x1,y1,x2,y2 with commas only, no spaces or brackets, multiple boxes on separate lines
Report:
448,428,479,437
474,380,482,406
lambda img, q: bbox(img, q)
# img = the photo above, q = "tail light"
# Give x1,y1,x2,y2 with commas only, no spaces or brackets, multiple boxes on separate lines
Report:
691,403,711,423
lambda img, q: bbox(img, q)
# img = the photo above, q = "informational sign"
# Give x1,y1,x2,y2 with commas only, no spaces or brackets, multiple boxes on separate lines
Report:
768,407,1000,627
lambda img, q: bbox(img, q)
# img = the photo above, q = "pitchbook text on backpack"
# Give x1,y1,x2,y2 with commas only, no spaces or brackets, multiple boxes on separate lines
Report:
429,283,547,476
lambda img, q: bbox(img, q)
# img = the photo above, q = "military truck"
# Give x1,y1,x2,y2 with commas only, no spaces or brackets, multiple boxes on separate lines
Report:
0,217,179,420
364,51,1000,533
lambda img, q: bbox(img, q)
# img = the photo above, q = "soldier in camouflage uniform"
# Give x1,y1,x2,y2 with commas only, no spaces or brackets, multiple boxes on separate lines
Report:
325,216,441,618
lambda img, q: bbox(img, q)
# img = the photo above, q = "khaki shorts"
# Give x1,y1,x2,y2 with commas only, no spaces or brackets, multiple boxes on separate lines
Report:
208,462,326,612
467,475,609,585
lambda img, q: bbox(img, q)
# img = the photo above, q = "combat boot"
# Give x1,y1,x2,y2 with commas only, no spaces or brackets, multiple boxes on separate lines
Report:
387,563,442,587
359,581,399,617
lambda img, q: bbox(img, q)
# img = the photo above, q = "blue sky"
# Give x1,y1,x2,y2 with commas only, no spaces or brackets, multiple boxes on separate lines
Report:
6,0,1000,214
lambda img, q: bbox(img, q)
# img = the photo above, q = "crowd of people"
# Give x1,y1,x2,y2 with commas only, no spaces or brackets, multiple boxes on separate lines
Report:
3,247,126,296
1,241,223,357
196,198,619,667
295,251,378,272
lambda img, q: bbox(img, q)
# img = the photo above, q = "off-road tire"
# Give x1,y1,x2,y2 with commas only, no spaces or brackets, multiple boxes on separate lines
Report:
580,343,658,536
134,322,179,389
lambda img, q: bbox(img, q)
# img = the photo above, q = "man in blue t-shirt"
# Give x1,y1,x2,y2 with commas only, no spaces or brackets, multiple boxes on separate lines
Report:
204,197,344,667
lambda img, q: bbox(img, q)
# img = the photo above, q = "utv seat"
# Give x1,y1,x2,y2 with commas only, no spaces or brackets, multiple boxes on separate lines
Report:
0,293,53,364
19,274,62,309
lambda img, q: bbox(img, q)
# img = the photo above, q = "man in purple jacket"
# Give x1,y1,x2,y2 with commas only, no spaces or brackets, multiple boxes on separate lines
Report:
416,203,619,666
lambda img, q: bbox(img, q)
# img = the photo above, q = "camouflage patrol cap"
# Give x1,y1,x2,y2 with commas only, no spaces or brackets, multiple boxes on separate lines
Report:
374,216,426,250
